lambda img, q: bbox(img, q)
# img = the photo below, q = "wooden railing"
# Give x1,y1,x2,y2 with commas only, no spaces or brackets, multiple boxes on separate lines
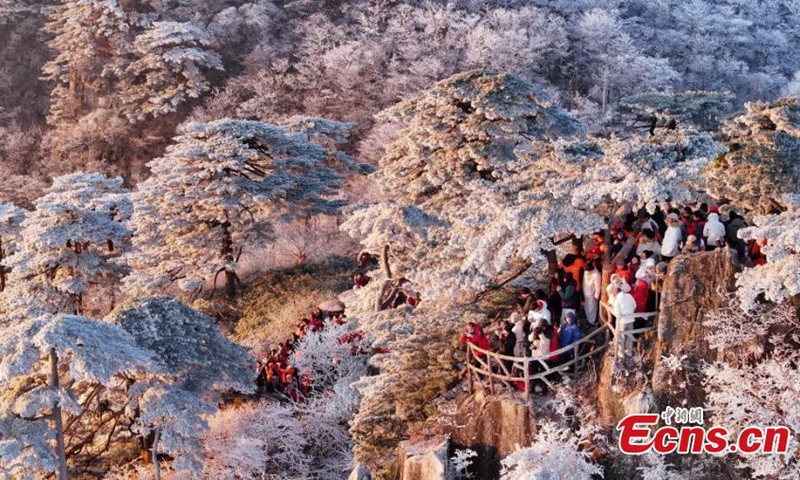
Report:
466,303,659,398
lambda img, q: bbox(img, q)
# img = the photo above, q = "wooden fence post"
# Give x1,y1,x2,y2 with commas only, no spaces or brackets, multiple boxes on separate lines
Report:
523,357,531,399
573,343,579,381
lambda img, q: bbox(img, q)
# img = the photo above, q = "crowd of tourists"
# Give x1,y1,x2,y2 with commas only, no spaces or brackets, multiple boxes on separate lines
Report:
460,203,767,392
255,309,349,402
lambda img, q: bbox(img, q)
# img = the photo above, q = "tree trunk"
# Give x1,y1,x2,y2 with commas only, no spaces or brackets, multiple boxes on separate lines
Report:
152,427,161,480
540,248,558,275
380,244,393,280
221,221,237,299
0,237,5,291
374,244,395,312
49,348,68,480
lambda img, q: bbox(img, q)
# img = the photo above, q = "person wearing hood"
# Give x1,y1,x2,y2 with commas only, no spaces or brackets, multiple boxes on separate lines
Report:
703,208,726,250
559,312,582,361
661,213,683,262
632,267,653,314
582,259,602,325
613,282,637,356
528,299,552,329
459,321,491,357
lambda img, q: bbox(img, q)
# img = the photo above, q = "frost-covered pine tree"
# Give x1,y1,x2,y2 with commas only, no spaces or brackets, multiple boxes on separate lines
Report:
735,194,800,317
0,314,156,478
342,70,589,304
124,118,361,299
41,0,132,124
121,21,223,122
1,173,131,318
107,296,253,475
0,201,26,291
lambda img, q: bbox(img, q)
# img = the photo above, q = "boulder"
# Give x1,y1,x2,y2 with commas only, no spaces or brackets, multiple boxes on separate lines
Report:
435,392,536,479
651,248,741,408
396,435,449,480
596,249,741,423
348,462,372,480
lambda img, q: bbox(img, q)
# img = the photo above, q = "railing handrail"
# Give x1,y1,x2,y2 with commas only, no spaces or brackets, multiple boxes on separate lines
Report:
466,303,660,398
468,321,610,361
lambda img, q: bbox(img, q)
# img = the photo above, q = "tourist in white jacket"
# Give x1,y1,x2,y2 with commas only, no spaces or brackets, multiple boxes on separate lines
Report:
703,210,726,250
660,213,683,262
613,282,638,356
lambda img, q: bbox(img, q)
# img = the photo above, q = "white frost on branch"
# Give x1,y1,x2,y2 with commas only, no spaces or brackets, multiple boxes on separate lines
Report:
121,21,223,122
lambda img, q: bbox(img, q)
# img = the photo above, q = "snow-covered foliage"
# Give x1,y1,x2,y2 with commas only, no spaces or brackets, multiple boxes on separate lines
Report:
704,297,794,353
0,201,26,291
202,397,354,479
121,21,223,122
704,289,800,477
343,70,588,303
108,296,254,474
449,448,477,480
42,0,132,124
123,118,361,299
705,96,800,212
615,91,734,131
735,195,800,310
347,304,471,474
291,319,368,400
1,173,131,318
563,130,720,217
0,313,156,475
500,422,604,480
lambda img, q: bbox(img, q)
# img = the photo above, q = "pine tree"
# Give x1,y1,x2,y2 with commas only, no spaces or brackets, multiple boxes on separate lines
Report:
1,173,131,318
107,296,253,476
121,21,223,122
0,314,156,478
123,118,362,299
41,0,131,124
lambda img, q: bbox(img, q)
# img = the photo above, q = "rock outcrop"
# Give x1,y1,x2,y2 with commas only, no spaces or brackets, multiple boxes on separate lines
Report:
429,391,536,479
651,248,741,408
396,435,449,480
596,248,741,423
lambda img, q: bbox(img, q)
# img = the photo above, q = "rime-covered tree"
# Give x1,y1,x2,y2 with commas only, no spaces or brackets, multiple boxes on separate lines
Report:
107,296,253,475
121,21,223,122
0,314,156,478
703,302,800,477
1,173,131,318
41,0,132,124
342,70,589,304
124,118,361,299
0,201,26,291
704,96,800,213
500,422,604,480
613,90,734,133
735,195,800,318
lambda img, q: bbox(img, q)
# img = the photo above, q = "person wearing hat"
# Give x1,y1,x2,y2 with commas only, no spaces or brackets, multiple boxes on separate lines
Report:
613,282,637,356
661,213,683,262
703,208,726,251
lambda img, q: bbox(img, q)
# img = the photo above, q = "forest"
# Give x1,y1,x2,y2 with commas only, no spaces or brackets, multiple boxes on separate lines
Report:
1,0,800,479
